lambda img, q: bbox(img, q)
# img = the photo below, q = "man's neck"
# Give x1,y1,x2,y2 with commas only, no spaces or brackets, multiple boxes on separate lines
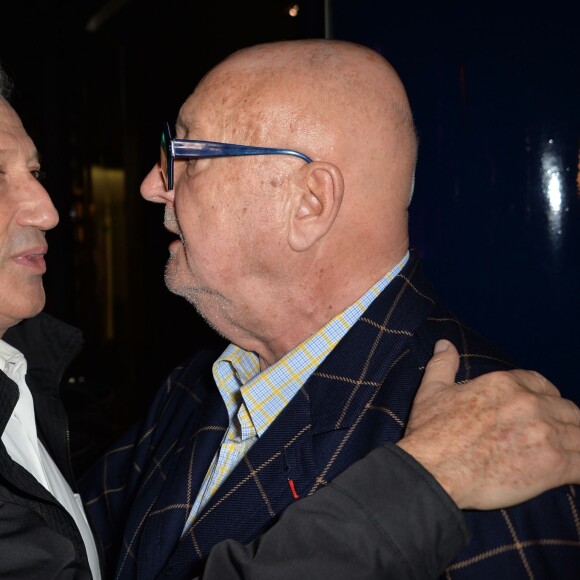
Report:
250,252,410,370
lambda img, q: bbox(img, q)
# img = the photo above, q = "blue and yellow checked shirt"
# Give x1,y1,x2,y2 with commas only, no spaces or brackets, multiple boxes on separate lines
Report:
184,252,409,530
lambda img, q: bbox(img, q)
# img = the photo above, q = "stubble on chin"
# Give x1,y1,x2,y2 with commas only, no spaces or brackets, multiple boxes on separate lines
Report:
163,259,234,341
164,256,207,318
164,254,186,298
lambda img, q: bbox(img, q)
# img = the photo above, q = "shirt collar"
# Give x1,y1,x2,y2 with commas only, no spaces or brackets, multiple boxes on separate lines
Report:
0,339,27,382
213,252,410,438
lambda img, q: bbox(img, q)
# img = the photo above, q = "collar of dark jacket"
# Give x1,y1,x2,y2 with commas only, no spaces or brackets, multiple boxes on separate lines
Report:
3,312,84,390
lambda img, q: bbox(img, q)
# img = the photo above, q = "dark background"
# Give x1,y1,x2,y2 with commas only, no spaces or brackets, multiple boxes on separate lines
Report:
1,0,579,476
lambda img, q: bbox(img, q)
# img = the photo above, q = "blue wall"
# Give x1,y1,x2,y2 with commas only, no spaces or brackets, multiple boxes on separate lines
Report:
331,2,580,399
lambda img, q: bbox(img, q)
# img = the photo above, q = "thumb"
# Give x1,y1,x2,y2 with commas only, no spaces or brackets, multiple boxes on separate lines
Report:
419,340,460,393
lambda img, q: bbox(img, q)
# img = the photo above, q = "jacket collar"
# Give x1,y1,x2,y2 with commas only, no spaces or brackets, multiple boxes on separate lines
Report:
4,312,83,397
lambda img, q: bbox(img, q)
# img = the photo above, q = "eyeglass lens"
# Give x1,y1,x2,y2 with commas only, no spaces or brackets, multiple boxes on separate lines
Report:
160,127,172,191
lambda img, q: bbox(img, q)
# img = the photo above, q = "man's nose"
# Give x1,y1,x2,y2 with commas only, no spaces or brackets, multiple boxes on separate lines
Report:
17,177,59,230
140,164,175,204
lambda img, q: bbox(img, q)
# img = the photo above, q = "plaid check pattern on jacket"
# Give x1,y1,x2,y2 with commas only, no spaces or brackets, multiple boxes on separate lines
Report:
81,250,580,579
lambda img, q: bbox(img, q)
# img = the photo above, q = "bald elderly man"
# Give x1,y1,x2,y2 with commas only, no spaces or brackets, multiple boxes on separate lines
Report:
81,40,580,579
2,60,576,580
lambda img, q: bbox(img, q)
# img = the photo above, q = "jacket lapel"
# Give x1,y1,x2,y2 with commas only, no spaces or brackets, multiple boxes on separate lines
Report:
171,381,317,570
134,365,229,577
302,253,437,492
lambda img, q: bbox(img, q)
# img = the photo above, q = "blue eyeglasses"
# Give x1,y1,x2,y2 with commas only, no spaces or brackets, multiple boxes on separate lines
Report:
160,122,313,191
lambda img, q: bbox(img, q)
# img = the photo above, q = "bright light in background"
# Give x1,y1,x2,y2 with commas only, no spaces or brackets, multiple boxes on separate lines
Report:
288,4,300,17
541,139,563,213
547,173,562,212
539,138,569,250
91,165,126,340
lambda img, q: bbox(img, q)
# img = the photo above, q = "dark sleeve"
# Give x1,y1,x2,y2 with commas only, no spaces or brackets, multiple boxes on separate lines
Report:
198,443,470,580
0,500,89,580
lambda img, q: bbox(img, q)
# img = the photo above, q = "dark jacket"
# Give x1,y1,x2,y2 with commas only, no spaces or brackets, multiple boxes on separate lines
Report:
81,250,580,579
0,313,92,579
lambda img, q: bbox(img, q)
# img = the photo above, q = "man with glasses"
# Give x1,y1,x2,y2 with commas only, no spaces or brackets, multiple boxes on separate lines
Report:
1,58,576,580
80,39,580,579
3,58,577,580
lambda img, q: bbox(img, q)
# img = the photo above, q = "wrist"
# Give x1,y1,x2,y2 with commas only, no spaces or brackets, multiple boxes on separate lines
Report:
396,438,464,509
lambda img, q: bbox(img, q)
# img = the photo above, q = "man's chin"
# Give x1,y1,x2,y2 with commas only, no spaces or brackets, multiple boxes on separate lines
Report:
163,273,204,311
163,277,231,339
0,294,46,336
164,272,191,300
21,296,46,320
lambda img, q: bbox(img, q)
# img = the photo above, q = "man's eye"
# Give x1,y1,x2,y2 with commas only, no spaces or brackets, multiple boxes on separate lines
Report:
31,169,46,181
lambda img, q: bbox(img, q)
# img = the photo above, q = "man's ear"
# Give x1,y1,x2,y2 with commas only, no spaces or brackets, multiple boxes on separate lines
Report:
288,161,344,252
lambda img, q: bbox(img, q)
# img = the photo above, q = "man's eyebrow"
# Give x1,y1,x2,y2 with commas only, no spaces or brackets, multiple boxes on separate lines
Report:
175,119,204,140
175,119,189,136
0,148,13,166
0,148,41,164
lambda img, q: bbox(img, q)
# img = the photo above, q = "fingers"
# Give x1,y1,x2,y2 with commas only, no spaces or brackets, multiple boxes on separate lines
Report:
507,368,561,397
547,396,580,427
559,422,580,453
475,368,577,425
419,339,460,388
405,347,580,508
